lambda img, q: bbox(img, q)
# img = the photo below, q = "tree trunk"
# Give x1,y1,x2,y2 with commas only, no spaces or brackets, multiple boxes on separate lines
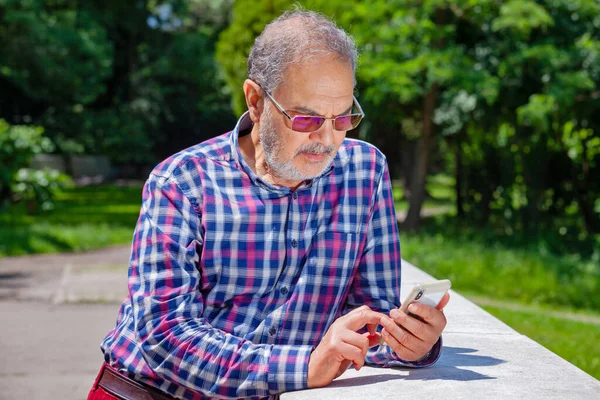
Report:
401,139,416,199
402,7,444,230
575,140,600,234
403,85,437,230
576,189,600,234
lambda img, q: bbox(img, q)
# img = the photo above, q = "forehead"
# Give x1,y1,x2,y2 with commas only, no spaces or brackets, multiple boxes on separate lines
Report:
274,55,355,113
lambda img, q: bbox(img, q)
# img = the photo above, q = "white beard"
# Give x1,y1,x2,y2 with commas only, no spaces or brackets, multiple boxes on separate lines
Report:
259,106,336,181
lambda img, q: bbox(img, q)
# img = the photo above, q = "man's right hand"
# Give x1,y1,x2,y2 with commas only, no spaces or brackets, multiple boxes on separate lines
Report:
307,305,385,388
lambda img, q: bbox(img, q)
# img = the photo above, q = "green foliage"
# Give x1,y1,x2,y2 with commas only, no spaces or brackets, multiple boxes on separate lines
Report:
517,94,556,132
492,0,554,38
0,119,72,210
11,168,73,212
0,0,236,168
0,0,113,105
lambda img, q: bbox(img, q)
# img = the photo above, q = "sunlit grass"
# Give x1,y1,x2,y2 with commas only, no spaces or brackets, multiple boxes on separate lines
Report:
400,223,600,311
0,184,143,256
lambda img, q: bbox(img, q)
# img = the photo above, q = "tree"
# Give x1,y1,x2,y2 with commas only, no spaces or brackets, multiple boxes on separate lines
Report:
0,0,237,173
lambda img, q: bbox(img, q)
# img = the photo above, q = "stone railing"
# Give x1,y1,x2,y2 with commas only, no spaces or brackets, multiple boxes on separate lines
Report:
282,261,600,399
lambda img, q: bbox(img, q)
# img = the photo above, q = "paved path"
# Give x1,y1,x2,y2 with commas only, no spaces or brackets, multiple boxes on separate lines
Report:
0,246,131,400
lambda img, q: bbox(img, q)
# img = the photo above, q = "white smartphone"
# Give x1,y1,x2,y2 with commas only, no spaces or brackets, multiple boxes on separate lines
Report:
378,279,451,346
399,279,452,316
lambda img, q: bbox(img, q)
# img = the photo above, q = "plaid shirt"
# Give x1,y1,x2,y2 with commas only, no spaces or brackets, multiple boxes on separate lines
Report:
101,112,441,399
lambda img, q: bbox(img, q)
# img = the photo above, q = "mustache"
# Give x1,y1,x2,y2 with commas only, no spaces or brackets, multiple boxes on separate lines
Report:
295,143,335,156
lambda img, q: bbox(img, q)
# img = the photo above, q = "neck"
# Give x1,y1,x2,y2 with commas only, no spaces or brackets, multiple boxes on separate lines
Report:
238,125,304,190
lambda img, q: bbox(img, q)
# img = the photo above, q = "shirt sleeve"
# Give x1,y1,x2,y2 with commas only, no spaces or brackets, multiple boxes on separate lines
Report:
342,161,441,368
129,171,312,399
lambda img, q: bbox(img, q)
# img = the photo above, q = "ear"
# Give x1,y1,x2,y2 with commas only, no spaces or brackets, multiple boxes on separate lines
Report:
243,79,264,124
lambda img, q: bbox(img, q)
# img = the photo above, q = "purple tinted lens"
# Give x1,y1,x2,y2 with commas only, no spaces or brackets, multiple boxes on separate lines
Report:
335,114,362,131
292,116,325,132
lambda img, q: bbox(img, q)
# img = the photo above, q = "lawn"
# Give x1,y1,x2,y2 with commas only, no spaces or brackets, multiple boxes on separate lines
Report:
0,184,143,256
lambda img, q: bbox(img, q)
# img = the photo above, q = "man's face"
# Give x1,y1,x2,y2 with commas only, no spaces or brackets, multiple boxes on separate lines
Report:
259,55,355,182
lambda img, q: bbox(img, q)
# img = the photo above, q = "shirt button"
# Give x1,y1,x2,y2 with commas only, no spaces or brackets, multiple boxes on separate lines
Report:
292,192,298,200
280,286,288,295
291,239,297,248
268,327,277,336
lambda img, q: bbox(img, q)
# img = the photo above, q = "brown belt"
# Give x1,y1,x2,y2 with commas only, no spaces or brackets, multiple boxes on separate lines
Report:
98,364,177,400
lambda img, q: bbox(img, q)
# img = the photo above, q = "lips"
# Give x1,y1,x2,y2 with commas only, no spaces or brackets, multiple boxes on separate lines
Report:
302,152,327,162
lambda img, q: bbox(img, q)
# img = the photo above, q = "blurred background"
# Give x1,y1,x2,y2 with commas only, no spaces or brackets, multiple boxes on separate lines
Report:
0,0,599,380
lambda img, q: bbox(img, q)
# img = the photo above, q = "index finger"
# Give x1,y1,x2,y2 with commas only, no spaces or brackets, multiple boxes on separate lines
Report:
436,293,450,310
343,308,387,331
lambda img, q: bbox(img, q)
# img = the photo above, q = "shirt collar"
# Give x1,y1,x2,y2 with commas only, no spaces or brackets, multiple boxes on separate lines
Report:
229,111,336,193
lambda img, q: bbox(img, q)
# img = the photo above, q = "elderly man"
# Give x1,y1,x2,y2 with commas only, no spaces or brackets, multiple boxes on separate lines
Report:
88,9,448,400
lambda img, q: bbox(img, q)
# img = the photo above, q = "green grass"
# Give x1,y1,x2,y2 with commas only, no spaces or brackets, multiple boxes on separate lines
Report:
481,304,600,380
399,218,600,311
0,184,143,256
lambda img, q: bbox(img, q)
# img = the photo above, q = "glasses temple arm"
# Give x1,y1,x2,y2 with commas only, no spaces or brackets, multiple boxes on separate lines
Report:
263,89,294,120
353,96,365,117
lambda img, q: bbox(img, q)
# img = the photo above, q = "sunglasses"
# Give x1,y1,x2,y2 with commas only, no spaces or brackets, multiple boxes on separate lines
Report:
260,86,365,133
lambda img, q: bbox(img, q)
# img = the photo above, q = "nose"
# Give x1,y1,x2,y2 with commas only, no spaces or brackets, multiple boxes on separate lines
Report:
310,119,335,147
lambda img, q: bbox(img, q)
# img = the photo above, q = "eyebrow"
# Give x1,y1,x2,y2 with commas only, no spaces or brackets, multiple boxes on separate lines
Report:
289,104,354,117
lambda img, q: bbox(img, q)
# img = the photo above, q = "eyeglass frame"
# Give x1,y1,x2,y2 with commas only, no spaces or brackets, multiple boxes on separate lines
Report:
258,84,365,133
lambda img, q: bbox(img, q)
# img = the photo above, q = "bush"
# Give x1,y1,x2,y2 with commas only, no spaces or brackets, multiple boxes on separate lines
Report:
0,119,72,211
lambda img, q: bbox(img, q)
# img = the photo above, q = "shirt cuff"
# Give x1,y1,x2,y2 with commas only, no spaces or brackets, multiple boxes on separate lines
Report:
386,336,443,368
365,336,443,368
267,345,313,394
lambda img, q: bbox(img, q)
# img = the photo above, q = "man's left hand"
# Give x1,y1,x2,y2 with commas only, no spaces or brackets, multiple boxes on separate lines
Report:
379,293,449,361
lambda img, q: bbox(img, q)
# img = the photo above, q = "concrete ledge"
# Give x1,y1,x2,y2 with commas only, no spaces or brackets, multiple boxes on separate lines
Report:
283,261,600,399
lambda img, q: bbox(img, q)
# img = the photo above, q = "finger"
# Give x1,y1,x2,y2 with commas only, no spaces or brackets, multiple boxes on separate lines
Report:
353,356,365,371
436,293,450,310
380,316,429,355
340,330,370,356
380,327,419,360
407,302,446,327
364,331,381,348
390,309,438,343
367,322,377,335
343,307,387,331
336,340,365,363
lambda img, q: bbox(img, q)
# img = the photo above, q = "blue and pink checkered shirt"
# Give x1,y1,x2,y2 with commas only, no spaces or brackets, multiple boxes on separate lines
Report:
101,112,440,399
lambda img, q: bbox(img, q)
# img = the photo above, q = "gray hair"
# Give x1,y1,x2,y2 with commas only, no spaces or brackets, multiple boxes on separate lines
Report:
247,9,358,94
